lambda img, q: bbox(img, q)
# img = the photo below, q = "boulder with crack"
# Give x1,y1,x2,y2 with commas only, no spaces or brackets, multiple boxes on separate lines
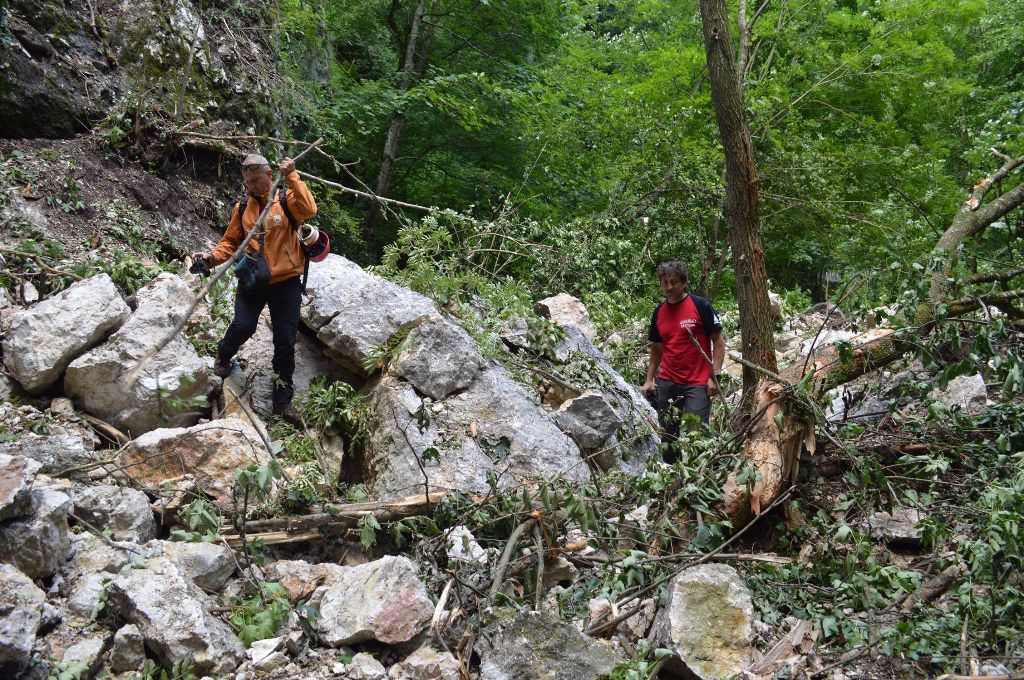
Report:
0,488,72,579
554,390,624,449
650,563,754,680
302,255,438,376
0,562,48,674
116,418,268,506
365,367,588,500
317,555,434,646
2,273,130,394
68,483,156,543
65,274,209,436
147,539,236,591
108,556,244,675
390,319,484,399
478,610,622,680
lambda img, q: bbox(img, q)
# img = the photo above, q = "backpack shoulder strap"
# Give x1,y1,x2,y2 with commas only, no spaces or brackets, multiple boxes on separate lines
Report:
278,185,298,232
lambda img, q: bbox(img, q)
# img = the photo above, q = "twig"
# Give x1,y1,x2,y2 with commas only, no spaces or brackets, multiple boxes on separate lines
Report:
533,525,545,611
0,246,84,281
297,170,434,212
489,518,537,599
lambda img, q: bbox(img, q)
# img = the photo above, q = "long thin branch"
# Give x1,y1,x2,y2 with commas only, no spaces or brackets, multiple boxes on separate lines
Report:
296,170,433,212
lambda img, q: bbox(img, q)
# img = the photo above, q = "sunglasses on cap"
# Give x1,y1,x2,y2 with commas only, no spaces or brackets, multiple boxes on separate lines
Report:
241,163,269,172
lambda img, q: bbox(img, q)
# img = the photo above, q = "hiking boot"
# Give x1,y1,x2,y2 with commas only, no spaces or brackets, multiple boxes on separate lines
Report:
273,402,303,427
213,356,234,379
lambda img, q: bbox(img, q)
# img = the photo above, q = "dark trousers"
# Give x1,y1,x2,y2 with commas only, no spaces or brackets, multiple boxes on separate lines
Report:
657,379,711,463
218,277,302,405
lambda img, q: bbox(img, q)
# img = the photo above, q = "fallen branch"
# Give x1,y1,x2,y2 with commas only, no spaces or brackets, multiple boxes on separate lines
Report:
297,170,434,212
0,246,84,281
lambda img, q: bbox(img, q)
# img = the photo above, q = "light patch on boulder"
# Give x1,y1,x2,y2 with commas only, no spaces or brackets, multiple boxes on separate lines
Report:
302,255,438,376
107,556,244,675
652,563,754,680
345,652,387,680
117,418,268,506
61,636,106,674
0,562,47,672
110,624,145,673
264,559,347,601
535,293,599,343
149,539,236,591
317,556,433,646
2,273,130,394
67,571,109,619
0,488,72,579
931,373,988,416
65,274,208,436
68,483,156,543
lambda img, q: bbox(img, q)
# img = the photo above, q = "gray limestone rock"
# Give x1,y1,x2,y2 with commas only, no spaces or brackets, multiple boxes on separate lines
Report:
389,647,461,680
65,274,208,436
932,373,988,416
69,483,156,543
651,563,754,680
554,391,624,449
302,255,438,376
62,636,107,675
149,539,236,591
535,293,599,343
247,636,289,673
866,507,922,547
0,454,41,522
391,320,484,399
346,652,387,680
365,368,587,500
318,556,433,647
67,571,109,619
0,426,97,479
110,624,146,673
0,488,72,579
107,556,244,675
0,562,47,673
478,610,622,680
3,274,130,394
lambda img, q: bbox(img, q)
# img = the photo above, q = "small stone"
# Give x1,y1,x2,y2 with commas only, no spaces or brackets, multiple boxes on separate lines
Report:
389,646,460,680
0,488,72,579
110,624,145,673
0,454,41,522
49,397,76,419
69,483,156,543
346,652,387,680
20,282,39,305
0,563,47,672
866,507,922,547
247,637,288,672
150,540,236,591
446,526,488,565
62,636,105,671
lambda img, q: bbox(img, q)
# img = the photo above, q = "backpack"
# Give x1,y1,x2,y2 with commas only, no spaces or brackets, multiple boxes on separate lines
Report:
238,186,313,291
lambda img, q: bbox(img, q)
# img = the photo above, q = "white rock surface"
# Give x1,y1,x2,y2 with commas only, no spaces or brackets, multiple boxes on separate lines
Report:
0,454,41,522
446,526,488,565
345,652,387,680
932,373,988,416
108,556,244,675
389,646,461,680
2,273,130,394
391,319,484,399
150,539,236,591
68,483,156,543
110,624,146,673
318,556,433,646
65,273,208,436
535,293,599,343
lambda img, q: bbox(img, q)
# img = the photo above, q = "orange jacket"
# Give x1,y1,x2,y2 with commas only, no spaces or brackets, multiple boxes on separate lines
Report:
210,172,318,285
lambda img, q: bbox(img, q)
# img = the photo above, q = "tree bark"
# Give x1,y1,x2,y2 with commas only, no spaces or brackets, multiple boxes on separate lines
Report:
363,0,430,242
699,0,778,394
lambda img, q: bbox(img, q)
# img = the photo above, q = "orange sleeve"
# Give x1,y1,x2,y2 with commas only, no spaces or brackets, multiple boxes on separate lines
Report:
211,203,244,264
283,171,317,221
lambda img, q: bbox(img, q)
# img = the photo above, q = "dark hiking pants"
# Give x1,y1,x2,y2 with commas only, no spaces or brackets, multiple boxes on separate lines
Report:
657,378,711,464
217,276,302,406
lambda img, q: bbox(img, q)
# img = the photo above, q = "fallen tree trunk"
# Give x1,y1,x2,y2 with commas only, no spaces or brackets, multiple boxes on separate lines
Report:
220,492,448,547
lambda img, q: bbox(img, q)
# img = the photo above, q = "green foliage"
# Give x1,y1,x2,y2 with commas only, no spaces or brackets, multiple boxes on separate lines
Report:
300,378,373,448
170,498,223,542
228,581,294,647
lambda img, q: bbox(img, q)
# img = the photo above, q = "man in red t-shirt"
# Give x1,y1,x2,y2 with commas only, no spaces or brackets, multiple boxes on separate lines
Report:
640,261,726,462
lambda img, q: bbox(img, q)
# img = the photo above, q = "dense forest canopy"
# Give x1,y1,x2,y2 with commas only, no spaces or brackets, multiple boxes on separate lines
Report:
257,0,1022,325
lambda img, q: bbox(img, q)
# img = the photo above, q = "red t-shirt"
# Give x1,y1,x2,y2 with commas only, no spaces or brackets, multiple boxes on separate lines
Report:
648,295,722,386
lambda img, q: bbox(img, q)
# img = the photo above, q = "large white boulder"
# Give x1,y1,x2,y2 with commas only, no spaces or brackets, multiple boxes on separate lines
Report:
302,255,438,376
3,273,130,393
65,273,208,436
108,556,244,675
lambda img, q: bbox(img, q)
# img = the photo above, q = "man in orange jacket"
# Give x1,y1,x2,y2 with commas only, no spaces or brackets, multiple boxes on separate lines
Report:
193,153,318,425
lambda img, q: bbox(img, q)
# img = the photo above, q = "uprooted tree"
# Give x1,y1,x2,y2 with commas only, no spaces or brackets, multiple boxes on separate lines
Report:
698,0,1024,525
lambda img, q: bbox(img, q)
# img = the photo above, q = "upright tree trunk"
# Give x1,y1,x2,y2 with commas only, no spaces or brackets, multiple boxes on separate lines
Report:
363,0,429,243
699,0,778,394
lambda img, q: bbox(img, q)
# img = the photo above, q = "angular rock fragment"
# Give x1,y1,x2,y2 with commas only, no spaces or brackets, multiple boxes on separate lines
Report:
0,488,72,579
0,427,97,479
390,646,461,680
150,539,236,591
391,319,484,399
117,418,268,506
3,273,130,394
535,292,599,343
345,652,387,680
651,564,754,680
0,562,47,673
107,556,244,675
317,556,433,646
110,624,145,673
866,507,922,547
0,454,41,522
554,391,624,449
69,483,156,543
478,610,621,680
